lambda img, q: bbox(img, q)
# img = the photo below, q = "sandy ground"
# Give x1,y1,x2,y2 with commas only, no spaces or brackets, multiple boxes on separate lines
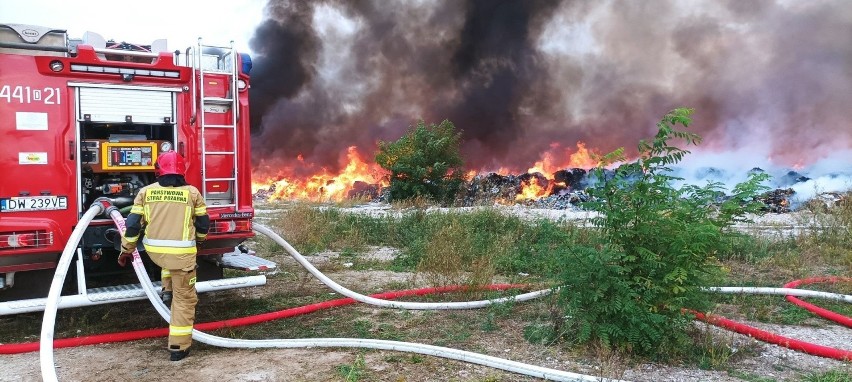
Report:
2,260,850,382
1,292,850,382
2,205,850,381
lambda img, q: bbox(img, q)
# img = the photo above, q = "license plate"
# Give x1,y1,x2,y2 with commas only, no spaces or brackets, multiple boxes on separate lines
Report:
0,196,68,212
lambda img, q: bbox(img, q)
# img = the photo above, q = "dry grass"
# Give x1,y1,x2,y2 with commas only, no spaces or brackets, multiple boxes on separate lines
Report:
268,202,369,255
795,194,852,274
588,340,629,380
415,219,497,289
389,195,432,210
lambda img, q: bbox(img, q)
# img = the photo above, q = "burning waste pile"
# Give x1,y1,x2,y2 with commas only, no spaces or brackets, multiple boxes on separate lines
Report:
252,165,851,213
459,169,591,209
252,179,383,201
456,166,849,212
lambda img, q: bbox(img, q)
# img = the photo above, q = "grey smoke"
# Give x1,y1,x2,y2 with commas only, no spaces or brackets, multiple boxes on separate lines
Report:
248,0,852,191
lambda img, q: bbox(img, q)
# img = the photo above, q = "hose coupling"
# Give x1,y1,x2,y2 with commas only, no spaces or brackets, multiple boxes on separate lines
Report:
91,197,118,216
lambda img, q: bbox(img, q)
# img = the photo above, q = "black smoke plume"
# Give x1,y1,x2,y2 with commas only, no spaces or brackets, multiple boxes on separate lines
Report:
249,0,852,177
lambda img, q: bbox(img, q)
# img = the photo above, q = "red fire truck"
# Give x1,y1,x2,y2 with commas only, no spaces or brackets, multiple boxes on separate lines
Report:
0,23,274,314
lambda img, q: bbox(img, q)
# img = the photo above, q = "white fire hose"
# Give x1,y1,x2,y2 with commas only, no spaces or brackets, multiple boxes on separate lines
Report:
37,201,621,382
39,204,852,382
125,218,620,381
40,202,105,382
252,224,554,309
704,287,852,302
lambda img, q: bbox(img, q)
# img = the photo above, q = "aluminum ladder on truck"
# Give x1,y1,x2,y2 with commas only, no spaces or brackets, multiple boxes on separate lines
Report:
190,41,276,273
194,38,239,209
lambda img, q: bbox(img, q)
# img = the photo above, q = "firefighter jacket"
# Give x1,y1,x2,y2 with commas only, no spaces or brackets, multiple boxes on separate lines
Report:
121,183,210,270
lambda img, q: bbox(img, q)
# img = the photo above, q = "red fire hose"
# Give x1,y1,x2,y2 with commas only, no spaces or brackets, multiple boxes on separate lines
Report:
3,279,850,361
691,311,852,361
691,276,852,361
0,284,522,355
783,276,852,328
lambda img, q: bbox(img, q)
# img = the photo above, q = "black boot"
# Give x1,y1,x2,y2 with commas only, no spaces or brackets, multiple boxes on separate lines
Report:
169,348,190,361
161,291,172,306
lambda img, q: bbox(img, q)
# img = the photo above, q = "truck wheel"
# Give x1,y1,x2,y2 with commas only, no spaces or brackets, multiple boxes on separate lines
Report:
196,258,224,282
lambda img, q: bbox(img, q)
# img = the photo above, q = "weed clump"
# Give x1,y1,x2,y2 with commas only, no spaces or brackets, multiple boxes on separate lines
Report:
554,108,769,357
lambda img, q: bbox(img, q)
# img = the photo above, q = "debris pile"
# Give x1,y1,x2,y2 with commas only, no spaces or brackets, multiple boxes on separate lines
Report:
517,192,591,209
778,170,811,187
553,168,588,190
801,192,848,212
253,183,278,201
456,170,592,209
347,181,382,200
759,188,795,213
253,166,845,213
461,172,522,204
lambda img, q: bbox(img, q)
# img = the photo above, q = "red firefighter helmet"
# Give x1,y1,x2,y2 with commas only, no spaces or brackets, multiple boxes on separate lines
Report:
155,150,186,177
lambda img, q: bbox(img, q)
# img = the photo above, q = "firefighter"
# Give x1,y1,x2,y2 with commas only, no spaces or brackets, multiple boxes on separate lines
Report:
120,150,209,361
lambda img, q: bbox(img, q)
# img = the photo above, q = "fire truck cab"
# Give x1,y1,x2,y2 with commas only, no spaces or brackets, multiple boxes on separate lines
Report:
0,23,274,314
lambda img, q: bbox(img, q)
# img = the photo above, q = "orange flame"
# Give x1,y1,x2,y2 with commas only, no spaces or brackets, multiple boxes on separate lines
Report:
465,170,478,181
526,142,596,175
515,177,552,201
252,141,599,202
515,142,597,200
252,146,388,201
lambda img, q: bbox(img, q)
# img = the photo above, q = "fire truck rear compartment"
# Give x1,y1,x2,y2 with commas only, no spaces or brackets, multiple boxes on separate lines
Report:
74,119,239,286
73,77,177,263
78,121,174,211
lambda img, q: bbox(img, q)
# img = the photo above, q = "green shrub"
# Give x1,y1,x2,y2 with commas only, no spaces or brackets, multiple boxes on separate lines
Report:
375,120,465,204
556,108,769,356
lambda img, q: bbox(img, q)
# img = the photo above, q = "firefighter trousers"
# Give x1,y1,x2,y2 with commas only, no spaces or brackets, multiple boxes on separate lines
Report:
148,252,197,351
164,265,197,351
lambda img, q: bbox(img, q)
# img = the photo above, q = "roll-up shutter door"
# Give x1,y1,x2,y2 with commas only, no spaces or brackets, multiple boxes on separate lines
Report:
78,87,174,123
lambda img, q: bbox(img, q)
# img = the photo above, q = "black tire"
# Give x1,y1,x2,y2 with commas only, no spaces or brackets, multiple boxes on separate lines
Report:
196,257,224,282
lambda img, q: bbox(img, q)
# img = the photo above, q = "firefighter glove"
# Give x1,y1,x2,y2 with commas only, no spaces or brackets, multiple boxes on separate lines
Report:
118,251,133,267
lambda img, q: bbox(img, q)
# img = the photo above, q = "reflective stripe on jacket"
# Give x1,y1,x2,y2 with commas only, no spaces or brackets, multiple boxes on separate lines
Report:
120,183,208,259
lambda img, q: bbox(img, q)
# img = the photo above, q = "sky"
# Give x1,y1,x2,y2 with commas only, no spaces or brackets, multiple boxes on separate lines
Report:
2,0,266,53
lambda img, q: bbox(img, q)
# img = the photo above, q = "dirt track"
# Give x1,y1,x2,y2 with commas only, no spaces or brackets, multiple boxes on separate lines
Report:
2,265,851,382
2,206,851,381
2,313,851,382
